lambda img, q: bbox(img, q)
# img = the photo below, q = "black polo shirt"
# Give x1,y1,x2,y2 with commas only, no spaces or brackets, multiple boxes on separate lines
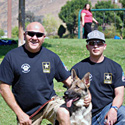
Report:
71,57,125,116
0,45,70,115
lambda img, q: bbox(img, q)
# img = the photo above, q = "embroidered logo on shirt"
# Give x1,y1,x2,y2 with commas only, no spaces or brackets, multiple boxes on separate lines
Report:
122,72,125,82
104,73,112,84
62,62,68,71
21,63,30,73
89,73,92,81
42,62,50,73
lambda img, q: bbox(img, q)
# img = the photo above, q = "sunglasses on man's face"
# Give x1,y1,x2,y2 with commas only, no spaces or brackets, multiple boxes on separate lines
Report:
88,40,105,46
26,31,44,38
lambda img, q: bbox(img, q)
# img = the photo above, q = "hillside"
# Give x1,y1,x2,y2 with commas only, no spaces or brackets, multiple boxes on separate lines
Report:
0,0,68,31
0,0,122,32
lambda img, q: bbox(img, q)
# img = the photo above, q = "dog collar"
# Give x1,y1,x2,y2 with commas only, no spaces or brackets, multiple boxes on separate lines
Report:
111,106,118,112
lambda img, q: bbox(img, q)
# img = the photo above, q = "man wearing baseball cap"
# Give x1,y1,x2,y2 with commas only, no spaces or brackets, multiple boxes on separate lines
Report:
71,30,125,125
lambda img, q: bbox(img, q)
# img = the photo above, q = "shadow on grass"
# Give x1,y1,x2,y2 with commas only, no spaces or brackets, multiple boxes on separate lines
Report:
0,42,52,59
0,44,18,58
42,42,52,48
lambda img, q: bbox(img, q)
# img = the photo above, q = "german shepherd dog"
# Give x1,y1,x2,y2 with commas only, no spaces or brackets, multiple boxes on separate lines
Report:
64,69,92,125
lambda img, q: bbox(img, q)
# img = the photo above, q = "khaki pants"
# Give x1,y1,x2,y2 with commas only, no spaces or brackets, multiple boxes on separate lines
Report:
18,96,65,125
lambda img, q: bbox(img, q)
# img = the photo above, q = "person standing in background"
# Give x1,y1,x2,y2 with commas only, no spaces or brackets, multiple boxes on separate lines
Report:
81,3,98,38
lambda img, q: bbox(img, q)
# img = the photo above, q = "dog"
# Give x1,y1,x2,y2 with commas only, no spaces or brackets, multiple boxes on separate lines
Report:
64,69,92,125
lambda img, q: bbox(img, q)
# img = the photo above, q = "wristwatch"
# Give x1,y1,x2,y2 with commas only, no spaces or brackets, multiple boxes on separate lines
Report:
111,106,118,112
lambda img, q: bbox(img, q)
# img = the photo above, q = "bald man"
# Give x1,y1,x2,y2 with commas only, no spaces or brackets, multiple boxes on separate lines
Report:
0,22,72,125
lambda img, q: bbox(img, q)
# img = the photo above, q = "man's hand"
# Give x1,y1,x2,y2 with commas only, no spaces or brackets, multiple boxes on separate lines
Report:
104,108,117,125
0,83,32,125
18,112,32,125
84,92,91,107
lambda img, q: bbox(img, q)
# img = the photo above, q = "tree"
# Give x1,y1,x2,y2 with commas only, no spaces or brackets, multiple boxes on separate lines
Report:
93,1,122,30
18,0,25,47
119,0,125,8
119,0,125,33
59,0,90,36
0,29,4,37
12,26,18,38
25,11,35,22
58,25,66,38
42,14,60,36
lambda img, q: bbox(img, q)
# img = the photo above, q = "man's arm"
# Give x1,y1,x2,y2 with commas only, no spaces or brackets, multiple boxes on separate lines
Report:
62,76,72,88
0,82,32,125
105,86,124,125
112,86,124,108
84,91,92,107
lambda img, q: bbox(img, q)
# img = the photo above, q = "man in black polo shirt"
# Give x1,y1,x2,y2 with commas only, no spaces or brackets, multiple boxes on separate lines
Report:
0,22,72,125
71,30,125,125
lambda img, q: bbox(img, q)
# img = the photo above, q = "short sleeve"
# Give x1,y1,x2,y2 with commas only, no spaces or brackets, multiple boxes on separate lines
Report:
113,65,125,88
54,56,70,82
0,55,14,85
81,9,86,14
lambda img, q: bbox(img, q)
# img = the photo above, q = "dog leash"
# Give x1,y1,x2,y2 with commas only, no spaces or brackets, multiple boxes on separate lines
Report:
30,98,55,119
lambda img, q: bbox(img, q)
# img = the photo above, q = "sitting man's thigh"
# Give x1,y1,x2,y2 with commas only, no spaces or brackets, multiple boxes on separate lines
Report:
32,96,66,125
116,105,125,124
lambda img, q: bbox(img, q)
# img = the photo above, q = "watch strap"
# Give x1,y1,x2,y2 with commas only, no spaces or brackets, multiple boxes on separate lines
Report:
111,106,118,111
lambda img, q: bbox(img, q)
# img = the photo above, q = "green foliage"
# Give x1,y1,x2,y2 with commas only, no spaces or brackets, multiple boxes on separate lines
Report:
11,26,19,38
118,11,125,36
119,0,125,7
94,1,113,24
25,11,42,24
98,26,103,31
59,0,124,38
42,14,59,36
93,1,123,31
122,28,125,39
0,29,4,37
25,21,30,28
105,25,120,38
58,25,66,38
52,35,60,39
98,24,121,38
59,0,90,35
25,11,35,22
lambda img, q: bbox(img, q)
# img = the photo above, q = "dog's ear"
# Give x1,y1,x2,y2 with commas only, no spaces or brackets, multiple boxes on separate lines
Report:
71,69,78,81
82,72,90,88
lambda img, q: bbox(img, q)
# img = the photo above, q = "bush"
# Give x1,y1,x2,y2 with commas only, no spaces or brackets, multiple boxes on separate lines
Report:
0,29,4,37
98,26,103,31
11,26,19,38
97,24,121,39
58,25,66,38
122,28,125,39
42,14,60,36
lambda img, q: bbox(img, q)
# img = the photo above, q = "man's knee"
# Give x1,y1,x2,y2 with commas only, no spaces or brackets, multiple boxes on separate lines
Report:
57,107,70,121
117,105,125,122
118,105,125,115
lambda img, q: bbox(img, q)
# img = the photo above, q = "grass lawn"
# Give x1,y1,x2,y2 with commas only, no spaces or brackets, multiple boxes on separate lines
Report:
0,38,125,124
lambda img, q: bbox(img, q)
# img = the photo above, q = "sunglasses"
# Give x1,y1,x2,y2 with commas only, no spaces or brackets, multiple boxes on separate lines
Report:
26,31,44,38
88,40,105,46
